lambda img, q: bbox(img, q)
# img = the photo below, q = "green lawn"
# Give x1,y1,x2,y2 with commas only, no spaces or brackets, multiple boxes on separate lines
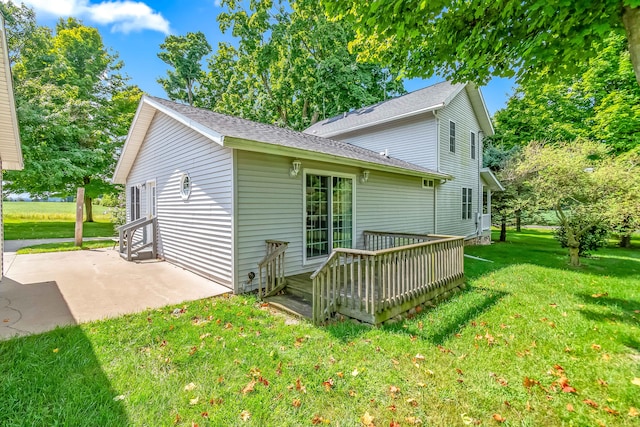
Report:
0,230,638,426
3,201,115,239
16,240,115,254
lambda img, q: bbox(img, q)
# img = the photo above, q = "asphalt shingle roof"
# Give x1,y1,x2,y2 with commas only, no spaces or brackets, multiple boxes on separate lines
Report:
304,81,464,137
148,96,447,178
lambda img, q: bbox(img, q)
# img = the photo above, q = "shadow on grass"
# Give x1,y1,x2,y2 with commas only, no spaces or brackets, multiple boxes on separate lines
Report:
0,327,129,425
575,293,640,326
325,287,508,346
464,229,640,280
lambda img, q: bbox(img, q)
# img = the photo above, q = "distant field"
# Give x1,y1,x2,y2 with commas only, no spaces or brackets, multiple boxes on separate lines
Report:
3,201,112,222
3,202,115,240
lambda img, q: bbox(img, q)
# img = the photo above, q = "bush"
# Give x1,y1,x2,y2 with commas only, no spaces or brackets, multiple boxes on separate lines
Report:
101,193,120,207
110,192,127,231
554,218,608,256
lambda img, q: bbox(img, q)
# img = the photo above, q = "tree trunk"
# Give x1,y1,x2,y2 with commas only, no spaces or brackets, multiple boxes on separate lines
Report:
515,210,521,232
567,231,580,266
84,195,94,222
623,5,640,86
500,218,507,242
619,234,631,248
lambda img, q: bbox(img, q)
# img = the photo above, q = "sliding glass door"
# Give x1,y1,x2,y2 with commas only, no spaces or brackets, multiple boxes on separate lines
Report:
305,173,354,260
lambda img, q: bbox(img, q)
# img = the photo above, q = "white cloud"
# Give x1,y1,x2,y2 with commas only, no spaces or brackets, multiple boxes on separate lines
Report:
14,0,170,34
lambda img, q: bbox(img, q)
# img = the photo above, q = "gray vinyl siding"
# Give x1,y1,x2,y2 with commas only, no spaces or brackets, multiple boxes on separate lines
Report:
436,88,482,237
126,112,234,288
333,114,438,170
235,150,434,290
1,167,3,278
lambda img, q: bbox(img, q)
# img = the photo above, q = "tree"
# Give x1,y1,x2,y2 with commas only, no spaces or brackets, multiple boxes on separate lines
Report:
324,1,640,87
490,33,640,154
483,144,528,241
196,0,404,131
157,32,211,106
514,140,635,266
3,8,141,222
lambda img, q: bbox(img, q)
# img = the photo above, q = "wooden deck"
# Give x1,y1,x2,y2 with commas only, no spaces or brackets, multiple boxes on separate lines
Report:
258,232,466,325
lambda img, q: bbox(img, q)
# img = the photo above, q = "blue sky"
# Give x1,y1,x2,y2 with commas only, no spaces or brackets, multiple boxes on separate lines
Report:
14,0,515,115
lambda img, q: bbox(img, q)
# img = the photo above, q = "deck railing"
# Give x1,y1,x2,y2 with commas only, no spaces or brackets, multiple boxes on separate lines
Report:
311,233,464,324
117,216,157,261
257,240,288,297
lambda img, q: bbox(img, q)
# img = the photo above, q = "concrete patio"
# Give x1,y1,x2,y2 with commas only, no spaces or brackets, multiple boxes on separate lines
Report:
0,247,229,340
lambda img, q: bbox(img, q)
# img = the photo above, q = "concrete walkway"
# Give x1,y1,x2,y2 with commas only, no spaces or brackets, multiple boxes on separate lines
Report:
0,247,230,340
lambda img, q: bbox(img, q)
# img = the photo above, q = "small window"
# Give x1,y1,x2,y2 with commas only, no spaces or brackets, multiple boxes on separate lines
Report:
422,178,434,188
449,121,456,153
470,132,476,159
462,187,472,220
180,173,191,200
130,186,140,221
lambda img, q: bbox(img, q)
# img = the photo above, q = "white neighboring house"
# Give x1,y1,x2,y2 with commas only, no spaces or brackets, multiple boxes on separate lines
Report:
113,82,502,319
0,15,24,278
305,81,503,243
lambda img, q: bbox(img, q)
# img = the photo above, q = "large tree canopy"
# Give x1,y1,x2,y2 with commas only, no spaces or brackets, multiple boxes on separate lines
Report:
2,3,141,221
193,0,404,131
324,1,640,87
157,32,211,106
489,33,640,154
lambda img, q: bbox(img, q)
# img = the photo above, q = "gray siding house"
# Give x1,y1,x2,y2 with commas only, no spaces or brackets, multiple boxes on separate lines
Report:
305,81,503,241
0,16,24,278
113,82,501,323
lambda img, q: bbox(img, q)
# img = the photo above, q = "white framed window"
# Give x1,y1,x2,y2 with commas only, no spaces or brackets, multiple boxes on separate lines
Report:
422,178,434,188
449,121,456,153
129,185,141,221
303,169,356,264
470,132,476,159
180,173,191,200
462,187,472,220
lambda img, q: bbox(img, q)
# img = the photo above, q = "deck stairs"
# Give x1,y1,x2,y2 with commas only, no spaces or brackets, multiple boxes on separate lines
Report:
263,273,313,319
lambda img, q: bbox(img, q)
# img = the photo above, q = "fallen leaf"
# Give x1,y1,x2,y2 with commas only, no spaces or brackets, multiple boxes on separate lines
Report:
629,407,639,417
591,344,602,351
184,382,197,391
322,378,334,391
361,411,374,426
189,397,199,405
2,318,9,323
549,303,558,308
566,403,575,412
295,378,306,393
389,385,401,394
584,399,599,408
390,420,401,427
241,380,256,395
240,410,251,421
404,416,422,425
414,354,425,361
311,415,326,425
292,399,301,408
337,372,344,378
526,401,532,412
603,406,619,415
52,348,59,353
591,292,608,298
388,404,397,412
349,390,357,397
224,322,233,329
523,377,540,389
461,413,474,425
493,413,506,423
201,412,209,418
597,379,608,387
113,395,125,401
352,368,360,377
406,398,418,407
632,378,640,386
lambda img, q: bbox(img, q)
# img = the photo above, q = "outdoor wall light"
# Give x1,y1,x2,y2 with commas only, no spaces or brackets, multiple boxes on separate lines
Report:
289,159,302,177
360,170,370,183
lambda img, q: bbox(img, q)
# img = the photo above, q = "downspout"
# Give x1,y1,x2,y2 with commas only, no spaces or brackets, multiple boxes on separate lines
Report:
433,110,440,234
476,130,484,239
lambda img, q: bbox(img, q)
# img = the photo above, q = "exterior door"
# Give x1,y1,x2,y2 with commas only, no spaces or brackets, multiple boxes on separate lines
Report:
305,173,353,260
146,180,156,218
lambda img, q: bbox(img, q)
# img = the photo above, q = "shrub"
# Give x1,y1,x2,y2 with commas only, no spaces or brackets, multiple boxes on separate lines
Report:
101,193,120,207
554,218,608,256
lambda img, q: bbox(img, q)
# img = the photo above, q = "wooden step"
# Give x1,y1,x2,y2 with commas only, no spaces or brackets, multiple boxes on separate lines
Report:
284,273,313,301
264,294,312,319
